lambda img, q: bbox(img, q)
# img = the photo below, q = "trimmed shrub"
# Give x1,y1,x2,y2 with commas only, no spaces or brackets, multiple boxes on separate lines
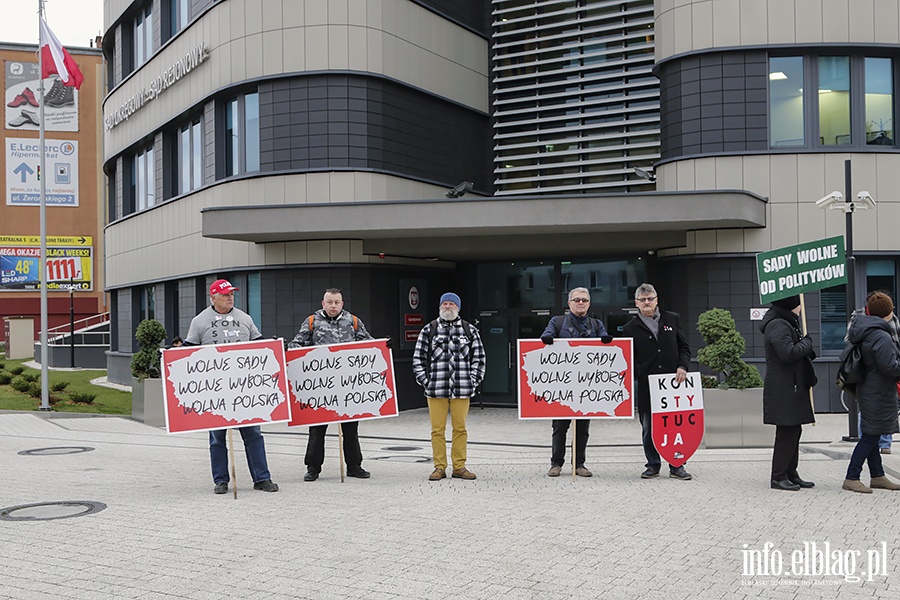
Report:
8,365,25,375
697,307,764,389
69,392,97,404
131,319,167,380
11,376,31,392
50,381,70,392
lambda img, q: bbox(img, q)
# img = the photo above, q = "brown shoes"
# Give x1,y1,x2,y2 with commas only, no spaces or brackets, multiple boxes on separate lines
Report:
575,466,592,477
842,479,873,494
547,466,562,477
870,476,900,490
428,468,446,481
452,468,476,480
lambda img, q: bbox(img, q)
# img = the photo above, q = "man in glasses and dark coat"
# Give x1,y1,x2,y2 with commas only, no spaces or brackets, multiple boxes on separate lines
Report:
540,287,611,478
623,283,693,481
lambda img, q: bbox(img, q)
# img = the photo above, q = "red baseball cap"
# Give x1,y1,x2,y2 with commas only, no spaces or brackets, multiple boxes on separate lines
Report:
209,279,239,295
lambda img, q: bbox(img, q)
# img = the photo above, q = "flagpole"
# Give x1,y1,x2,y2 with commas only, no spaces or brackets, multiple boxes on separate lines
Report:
38,0,50,411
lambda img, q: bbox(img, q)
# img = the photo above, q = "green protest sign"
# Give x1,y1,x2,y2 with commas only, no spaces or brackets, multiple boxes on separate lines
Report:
756,236,846,303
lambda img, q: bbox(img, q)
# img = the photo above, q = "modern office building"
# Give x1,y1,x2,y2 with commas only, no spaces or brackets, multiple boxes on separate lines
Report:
103,0,900,413
1,41,105,342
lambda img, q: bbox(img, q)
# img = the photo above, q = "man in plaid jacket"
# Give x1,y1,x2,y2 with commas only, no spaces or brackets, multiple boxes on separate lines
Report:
412,292,486,481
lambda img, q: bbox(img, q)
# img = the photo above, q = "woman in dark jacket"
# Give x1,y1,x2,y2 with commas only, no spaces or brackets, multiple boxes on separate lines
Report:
843,291,900,493
760,295,817,491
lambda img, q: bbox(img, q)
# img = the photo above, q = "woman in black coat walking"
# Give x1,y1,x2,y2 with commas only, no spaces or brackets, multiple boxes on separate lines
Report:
842,292,900,493
760,295,817,491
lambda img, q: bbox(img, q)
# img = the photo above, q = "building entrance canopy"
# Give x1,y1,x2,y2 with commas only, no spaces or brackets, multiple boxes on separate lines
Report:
202,191,766,261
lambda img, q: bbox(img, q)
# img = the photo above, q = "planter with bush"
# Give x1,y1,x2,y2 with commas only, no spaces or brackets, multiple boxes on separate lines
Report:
131,319,167,427
696,307,771,449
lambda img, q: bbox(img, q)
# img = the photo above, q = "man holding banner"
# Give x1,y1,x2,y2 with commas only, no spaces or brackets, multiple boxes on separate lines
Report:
540,287,611,477
184,279,279,494
760,295,817,491
289,288,374,482
623,283,693,481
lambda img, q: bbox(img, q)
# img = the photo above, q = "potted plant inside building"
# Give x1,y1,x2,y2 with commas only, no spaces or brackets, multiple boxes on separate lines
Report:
696,308,771,449
131,319,167,427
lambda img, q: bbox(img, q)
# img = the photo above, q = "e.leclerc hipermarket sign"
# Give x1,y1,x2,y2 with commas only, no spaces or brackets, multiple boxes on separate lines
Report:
756,236,847,304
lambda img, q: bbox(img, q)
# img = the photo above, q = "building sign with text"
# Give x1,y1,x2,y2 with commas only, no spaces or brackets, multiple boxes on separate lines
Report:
0,235,93,291
6,138,79,206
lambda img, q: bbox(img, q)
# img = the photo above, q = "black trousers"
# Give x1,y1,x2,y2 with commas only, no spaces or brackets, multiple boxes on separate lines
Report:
771,424,802,480
551,419,590,467
305,422,363,472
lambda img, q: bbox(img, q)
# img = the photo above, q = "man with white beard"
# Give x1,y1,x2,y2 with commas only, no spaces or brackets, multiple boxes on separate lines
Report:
412,292,486,481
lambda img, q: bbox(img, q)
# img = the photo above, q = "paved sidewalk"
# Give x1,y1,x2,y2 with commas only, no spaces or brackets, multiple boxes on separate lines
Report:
1,409,898,599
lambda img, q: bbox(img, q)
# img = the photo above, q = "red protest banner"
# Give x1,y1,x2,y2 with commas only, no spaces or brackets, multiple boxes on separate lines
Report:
649,372,704,467
287,338,398,427
161,338,291,434
517,338,634,419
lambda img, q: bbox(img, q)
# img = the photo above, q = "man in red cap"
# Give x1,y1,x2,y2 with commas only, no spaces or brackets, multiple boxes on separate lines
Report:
184,279,279,494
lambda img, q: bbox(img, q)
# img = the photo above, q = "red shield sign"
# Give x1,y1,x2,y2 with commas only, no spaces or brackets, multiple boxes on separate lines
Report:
648,373,704,467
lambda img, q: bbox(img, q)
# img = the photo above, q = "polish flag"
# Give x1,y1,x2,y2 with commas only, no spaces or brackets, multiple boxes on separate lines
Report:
39,19,84,90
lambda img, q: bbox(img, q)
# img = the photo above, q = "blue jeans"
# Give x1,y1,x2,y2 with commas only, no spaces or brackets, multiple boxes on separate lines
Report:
639,410,681,472
209,426,271,484
846,433,885,481
858,413,892,449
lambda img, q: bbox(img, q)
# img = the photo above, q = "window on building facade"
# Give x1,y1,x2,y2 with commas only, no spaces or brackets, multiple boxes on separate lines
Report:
140,284,156,322
770,55,895,150
769,56,804,146
224,92,260,177
866,260,897,302
820,286,847,353
132,145,155,212
164,0,190,41
133,4,153,69
107,164,117,221
821,260,898,353
178,119,203,195
819,56,851,146
865,57,894,146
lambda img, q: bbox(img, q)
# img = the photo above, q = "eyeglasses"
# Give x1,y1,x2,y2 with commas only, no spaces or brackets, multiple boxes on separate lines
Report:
636,296,657,303
569,298,590,303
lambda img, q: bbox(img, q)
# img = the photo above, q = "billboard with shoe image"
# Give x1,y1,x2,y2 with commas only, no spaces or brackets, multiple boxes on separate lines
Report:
5,61,78,132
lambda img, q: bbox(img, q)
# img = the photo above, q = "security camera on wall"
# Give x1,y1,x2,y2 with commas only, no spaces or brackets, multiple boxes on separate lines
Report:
815,191,843,208
856,191,876,208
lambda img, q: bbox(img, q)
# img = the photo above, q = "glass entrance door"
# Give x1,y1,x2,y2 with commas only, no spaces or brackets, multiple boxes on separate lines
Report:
475,257,645,405
478,310,552,405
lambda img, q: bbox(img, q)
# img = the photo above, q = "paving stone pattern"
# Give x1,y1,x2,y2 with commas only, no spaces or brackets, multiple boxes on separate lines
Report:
1,410,898,599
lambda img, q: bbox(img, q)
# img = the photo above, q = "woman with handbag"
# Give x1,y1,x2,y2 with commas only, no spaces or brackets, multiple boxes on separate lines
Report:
843,291,900,493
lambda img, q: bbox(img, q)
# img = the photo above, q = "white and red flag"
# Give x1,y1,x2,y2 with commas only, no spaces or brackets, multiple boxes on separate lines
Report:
39,19,84,90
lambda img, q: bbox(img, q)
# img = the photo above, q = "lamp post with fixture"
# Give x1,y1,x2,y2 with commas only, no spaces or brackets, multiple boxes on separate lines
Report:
815,159,875,441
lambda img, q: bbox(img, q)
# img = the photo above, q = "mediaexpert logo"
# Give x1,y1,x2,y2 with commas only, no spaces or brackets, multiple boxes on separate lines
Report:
741,541,889,585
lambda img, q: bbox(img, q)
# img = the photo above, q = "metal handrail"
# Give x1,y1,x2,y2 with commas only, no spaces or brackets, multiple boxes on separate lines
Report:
43,312,110,336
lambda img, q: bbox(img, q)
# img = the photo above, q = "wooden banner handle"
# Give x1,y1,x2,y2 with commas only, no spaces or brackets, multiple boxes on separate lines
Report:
339,423,345,483
571,418,576,481
228,428,237,499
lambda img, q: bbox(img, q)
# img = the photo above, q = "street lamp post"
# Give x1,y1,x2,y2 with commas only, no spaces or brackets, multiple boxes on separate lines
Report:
816,159,876,441
69,276,75,369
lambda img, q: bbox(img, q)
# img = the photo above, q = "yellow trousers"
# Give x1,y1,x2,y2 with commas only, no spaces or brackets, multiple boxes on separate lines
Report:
427,398,470,470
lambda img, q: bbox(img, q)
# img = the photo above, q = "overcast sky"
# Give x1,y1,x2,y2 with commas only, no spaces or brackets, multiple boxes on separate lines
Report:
1,0,104,48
